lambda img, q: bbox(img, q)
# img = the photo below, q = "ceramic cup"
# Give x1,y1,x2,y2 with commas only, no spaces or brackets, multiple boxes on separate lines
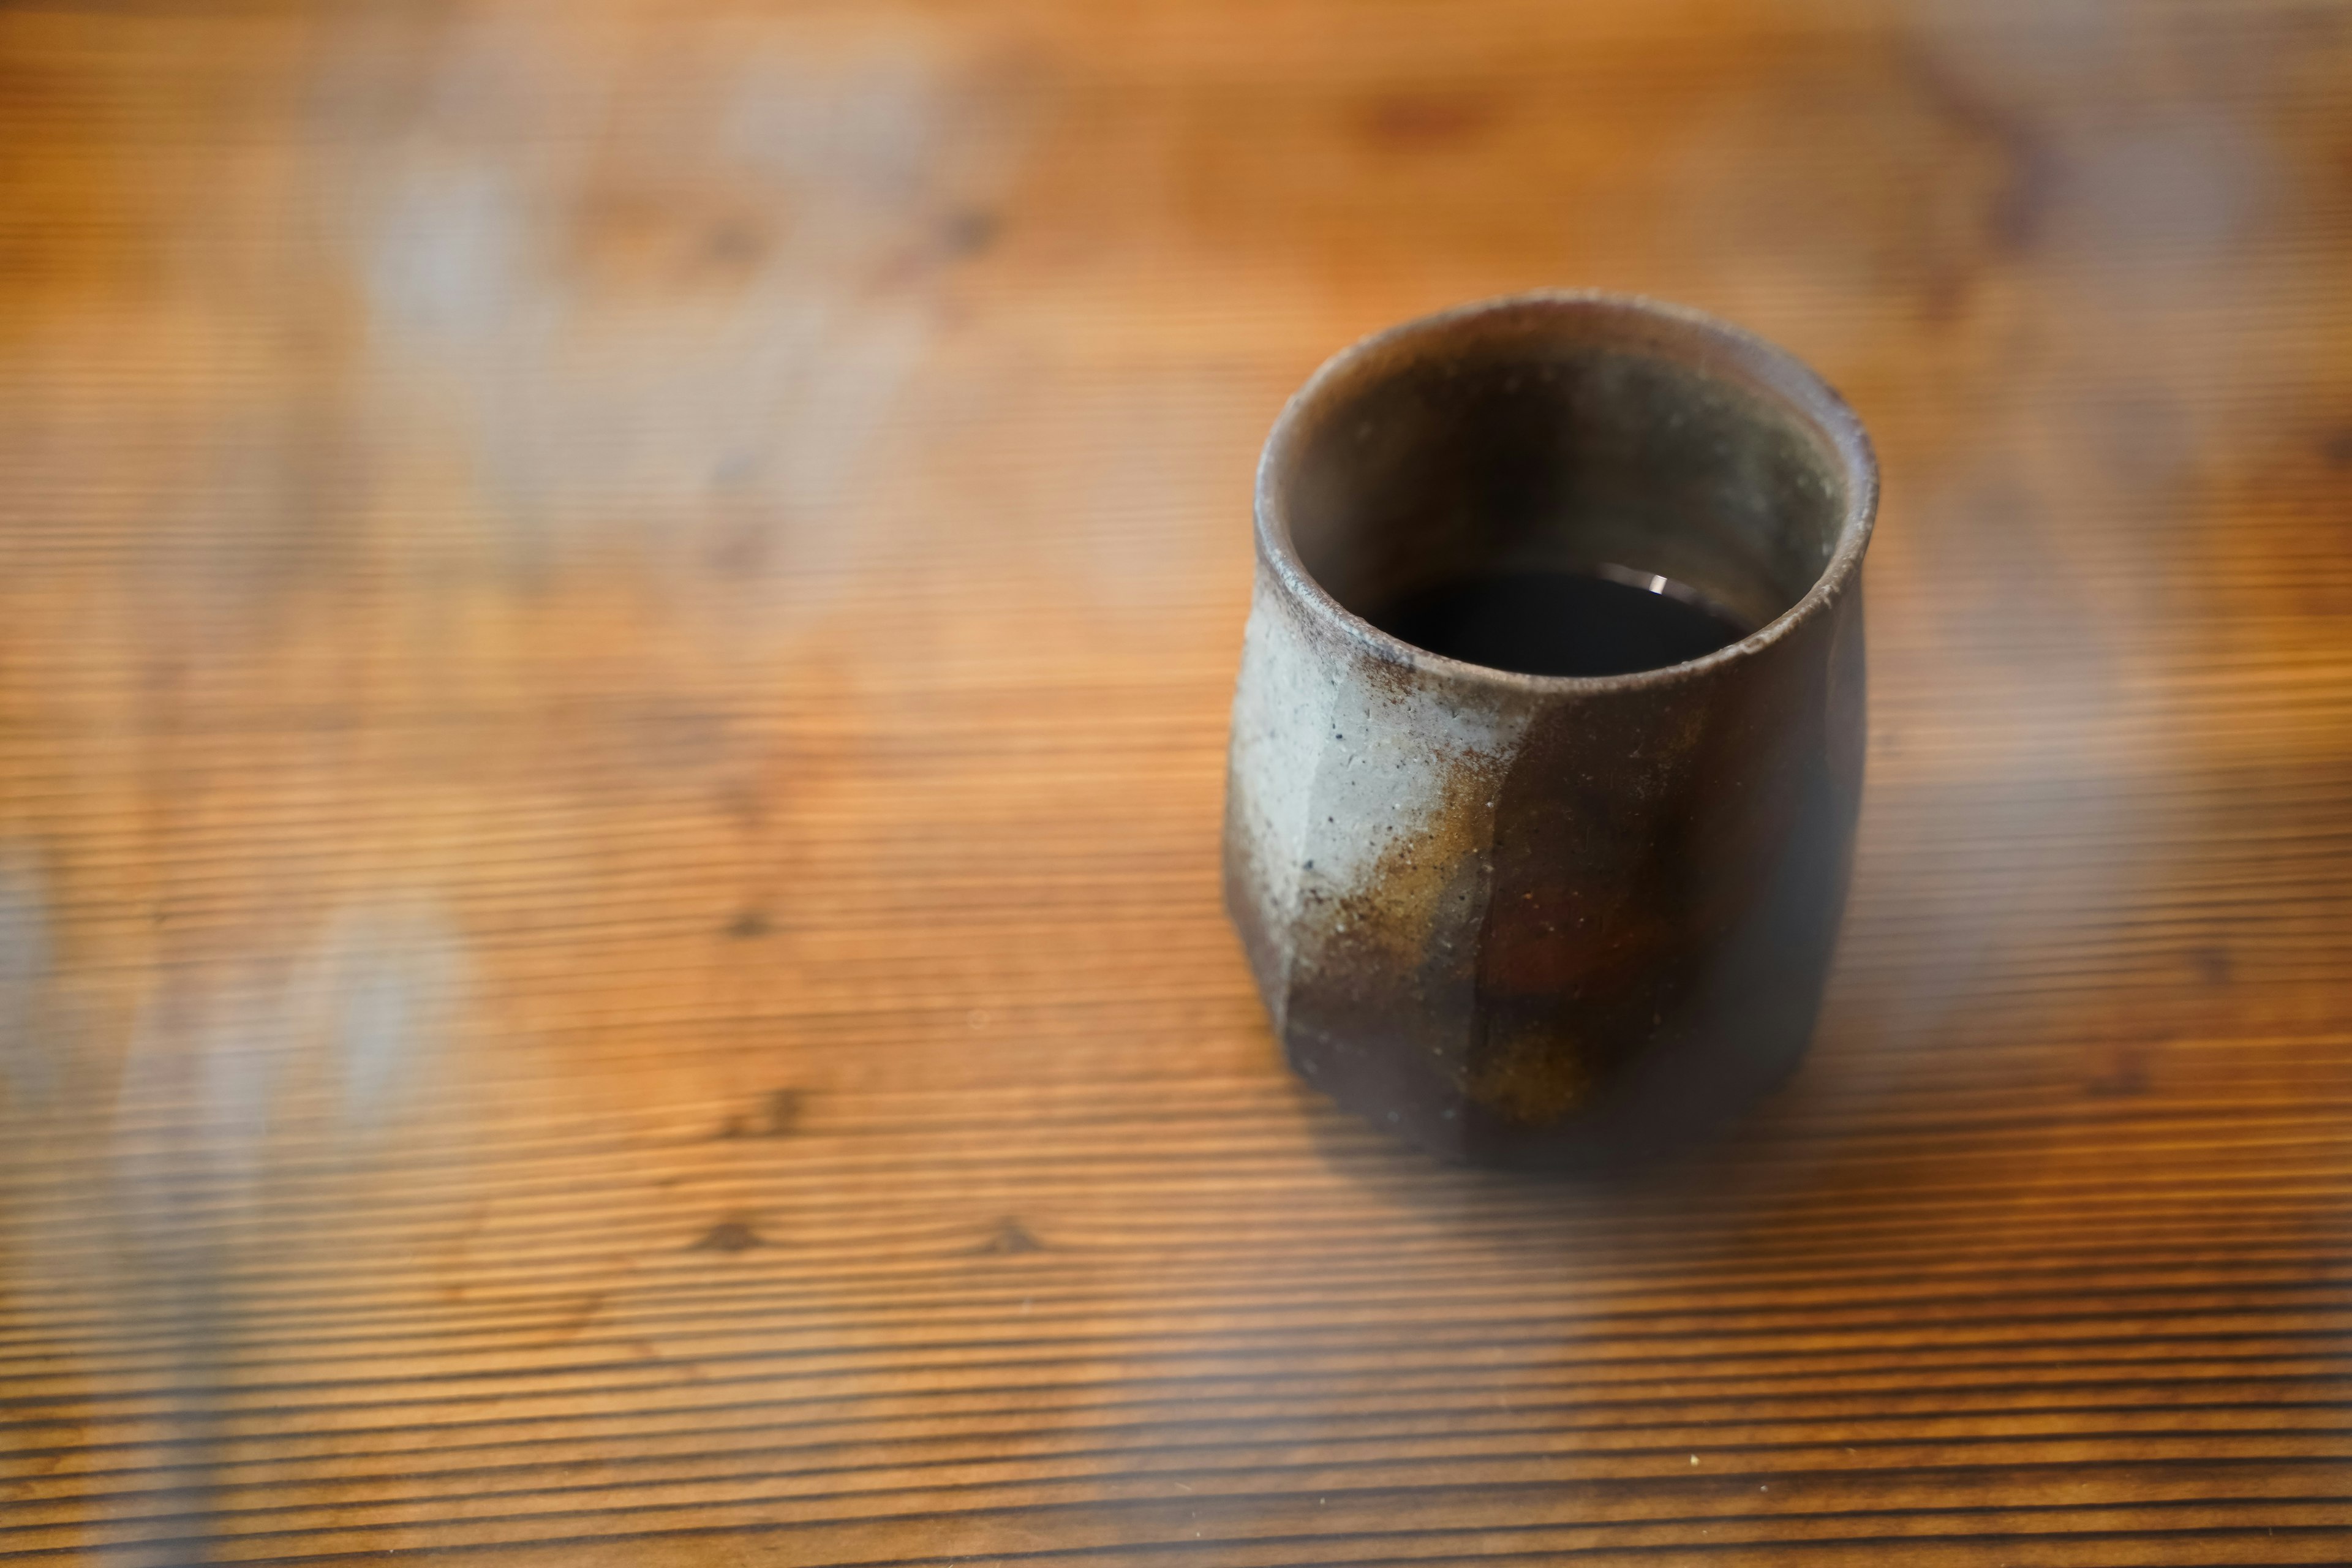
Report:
1224,292,1876,1168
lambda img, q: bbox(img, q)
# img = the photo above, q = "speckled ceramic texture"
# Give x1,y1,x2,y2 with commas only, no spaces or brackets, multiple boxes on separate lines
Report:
1224,292,1877,1168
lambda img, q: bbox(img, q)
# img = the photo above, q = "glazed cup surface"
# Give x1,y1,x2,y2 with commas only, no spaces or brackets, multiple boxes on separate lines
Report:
1224,290,1876,1168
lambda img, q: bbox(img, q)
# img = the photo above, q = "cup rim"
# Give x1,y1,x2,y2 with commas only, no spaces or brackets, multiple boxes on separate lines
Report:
1253,289,1879,694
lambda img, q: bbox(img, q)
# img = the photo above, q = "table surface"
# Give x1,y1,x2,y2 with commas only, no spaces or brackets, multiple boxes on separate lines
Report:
5,2,2351,1563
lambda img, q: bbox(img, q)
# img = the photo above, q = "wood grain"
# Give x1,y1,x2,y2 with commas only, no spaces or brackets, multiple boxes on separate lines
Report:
4,0,2351,1562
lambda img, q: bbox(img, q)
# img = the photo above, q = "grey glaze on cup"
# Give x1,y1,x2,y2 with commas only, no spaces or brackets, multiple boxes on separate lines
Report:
1224,292,1876,1168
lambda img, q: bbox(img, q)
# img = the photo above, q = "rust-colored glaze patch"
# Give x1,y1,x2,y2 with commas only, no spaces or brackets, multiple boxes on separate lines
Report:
1272,663,1518,1140
1462,1028,1592,1125
1310,717,1507,990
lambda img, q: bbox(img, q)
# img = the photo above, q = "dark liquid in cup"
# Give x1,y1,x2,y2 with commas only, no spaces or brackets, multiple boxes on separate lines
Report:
1369,568,1754,677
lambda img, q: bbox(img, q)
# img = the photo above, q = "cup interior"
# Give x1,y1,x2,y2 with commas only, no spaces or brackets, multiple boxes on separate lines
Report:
1270,300,1863,669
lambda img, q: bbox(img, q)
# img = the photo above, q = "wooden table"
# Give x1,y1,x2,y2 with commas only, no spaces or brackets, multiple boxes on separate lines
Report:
4,2,2350,1562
